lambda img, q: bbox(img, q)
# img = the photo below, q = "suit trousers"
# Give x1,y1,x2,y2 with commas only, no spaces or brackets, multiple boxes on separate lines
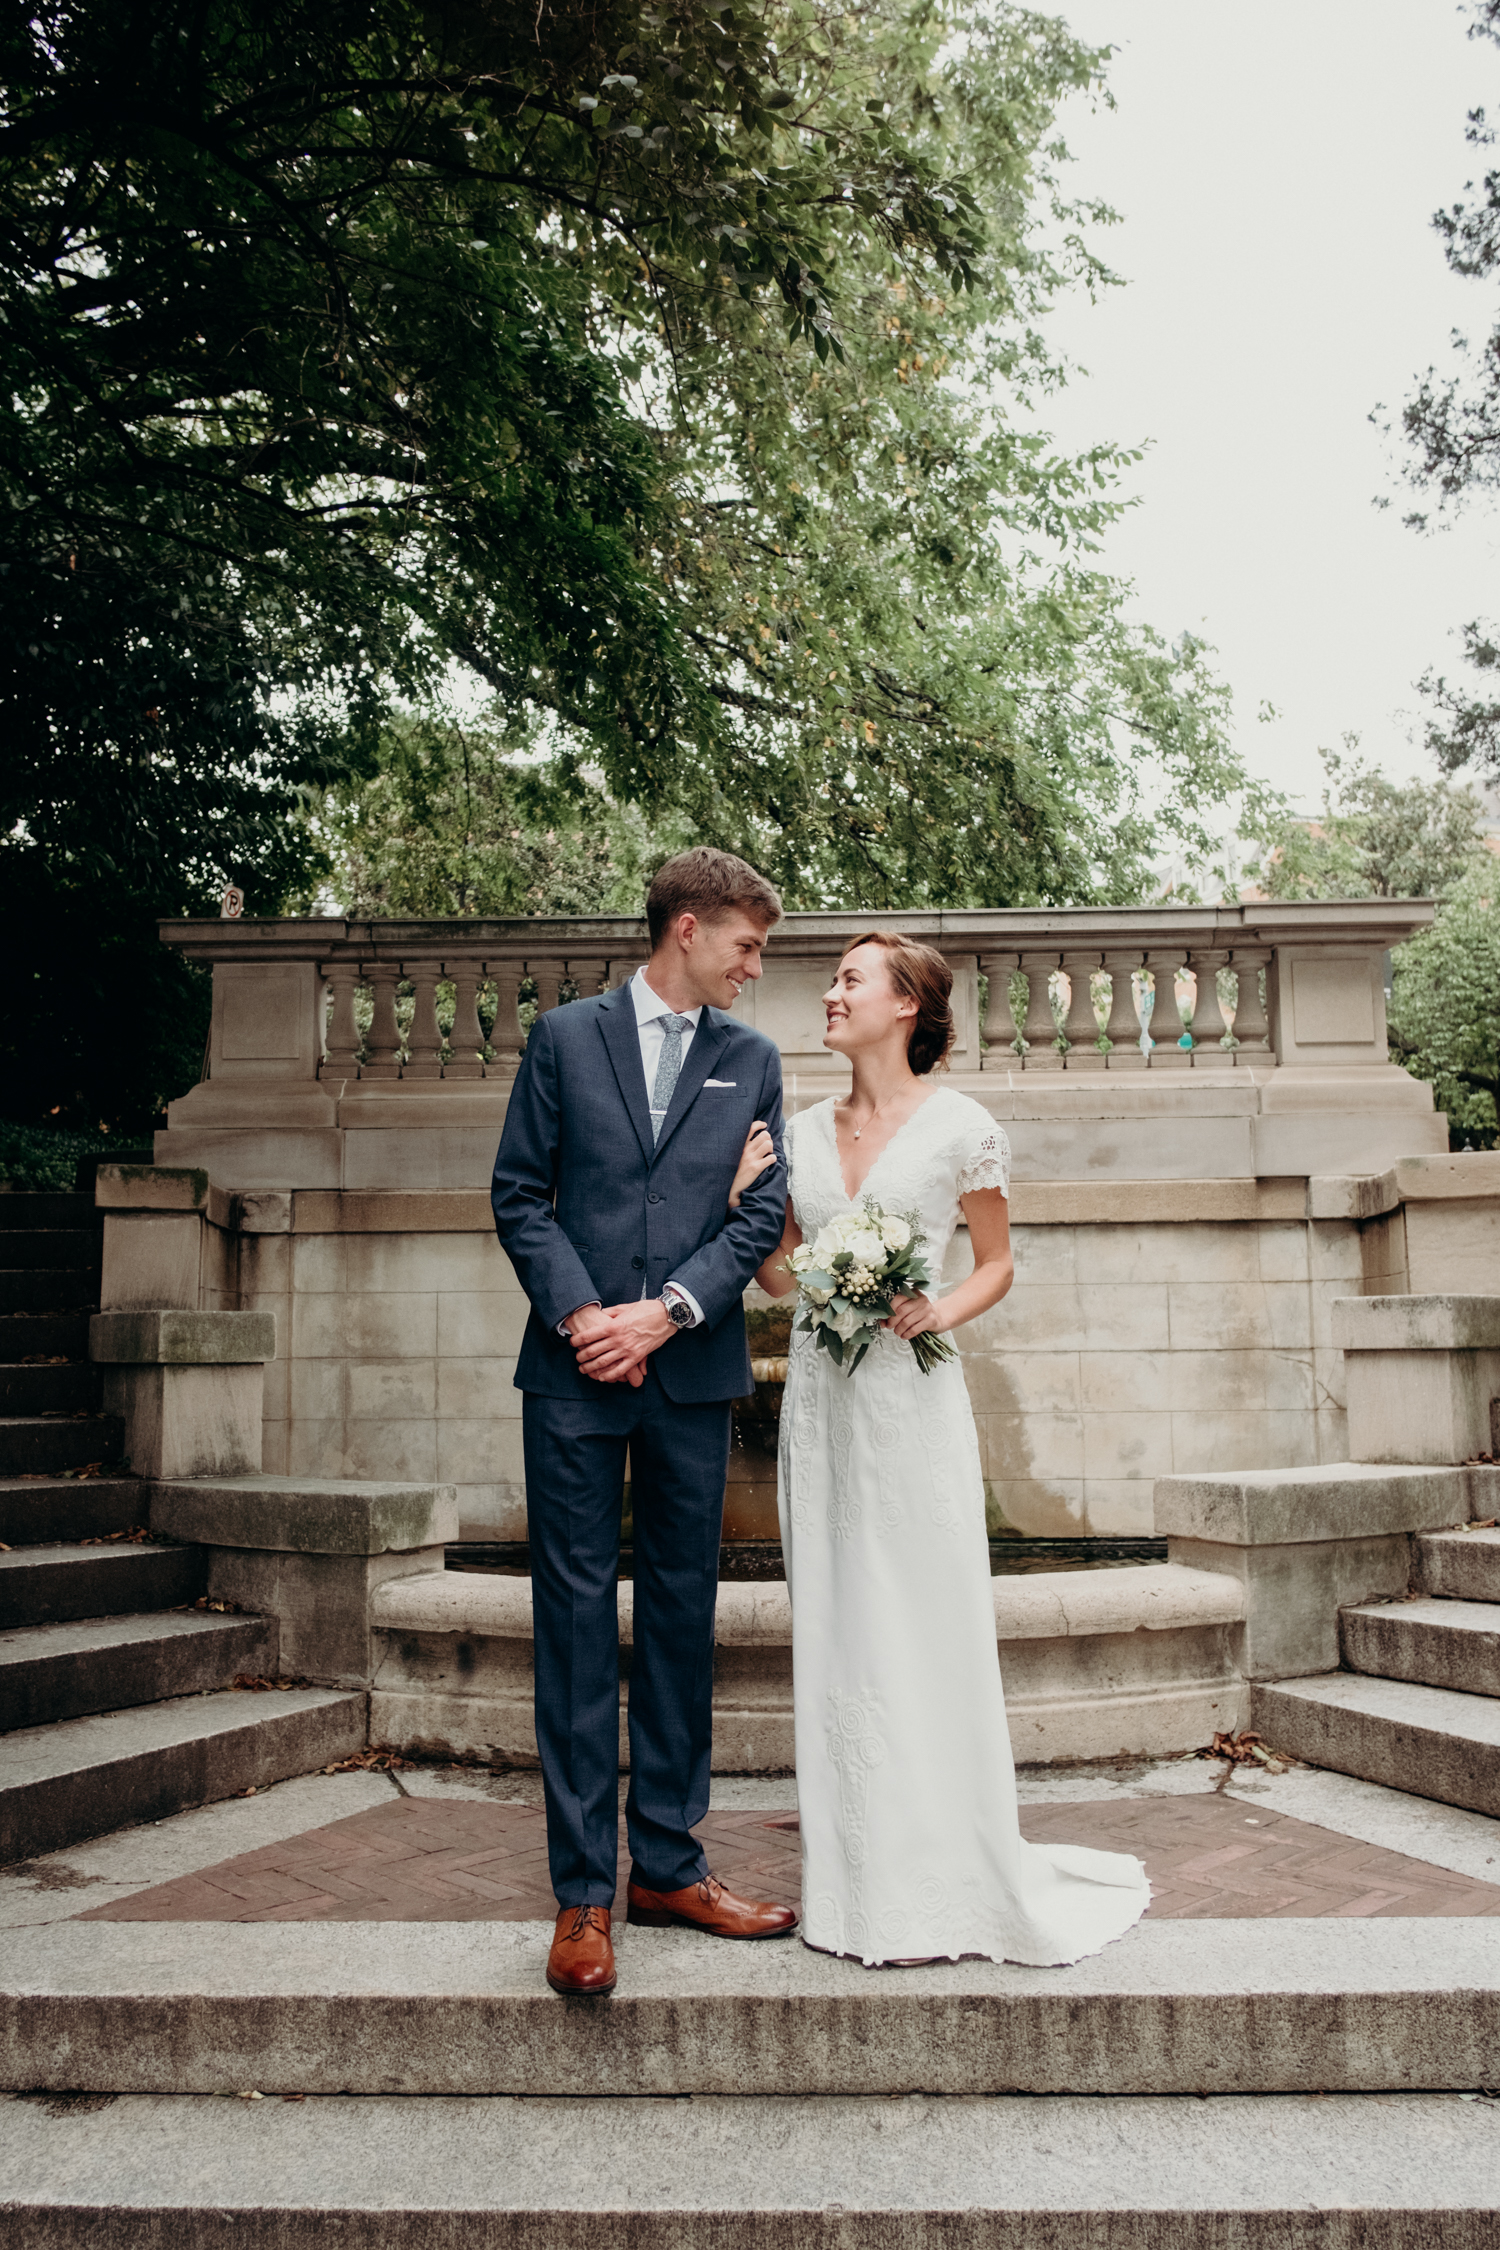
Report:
522,1363,732,1906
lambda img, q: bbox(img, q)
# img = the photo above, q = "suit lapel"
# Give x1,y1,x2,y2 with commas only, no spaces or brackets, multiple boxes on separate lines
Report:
596,985,655,1166
651,1011,732,1164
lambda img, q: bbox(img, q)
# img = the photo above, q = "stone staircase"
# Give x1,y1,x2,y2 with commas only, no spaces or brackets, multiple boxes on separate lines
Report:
1255,1525,1500,1817
3,1921,1499,2239
0,1193,365,1864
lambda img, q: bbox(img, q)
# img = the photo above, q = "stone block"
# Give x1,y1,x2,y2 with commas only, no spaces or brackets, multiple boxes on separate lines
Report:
101,1363,264,1479
435,1357,520,1419
1331,1294,1500,1351
1165,1408,1319,1478
1080,1411,1175,1481
436,1290,531,1358
292,1292,438,1360
99,1211,204,1312
347,1360,437,1419
1345,1346,1500,1465
344,1232,506,1296
89,1309,276,1365
94,1162,226,1221
291,1235,348,1294
205,1546,445,1684
1154,1461,1467,1547
1168,1530,1410,1678
343,1419,439,1482
1405,1200,1500,1294
1252,1671,1500,1818
150,1473,458,1555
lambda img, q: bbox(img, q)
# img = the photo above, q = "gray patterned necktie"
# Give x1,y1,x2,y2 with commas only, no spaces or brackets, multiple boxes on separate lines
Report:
650,1013,694,1142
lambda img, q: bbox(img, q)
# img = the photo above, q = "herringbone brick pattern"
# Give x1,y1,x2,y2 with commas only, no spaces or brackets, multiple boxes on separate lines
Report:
79,1790,1500,1923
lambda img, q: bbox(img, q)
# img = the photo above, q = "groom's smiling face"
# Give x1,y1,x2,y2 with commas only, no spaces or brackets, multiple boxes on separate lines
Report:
673,909,772,1012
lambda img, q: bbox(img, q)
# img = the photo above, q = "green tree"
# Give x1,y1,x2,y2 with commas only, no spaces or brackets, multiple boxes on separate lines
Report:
1396,0,1500,775
1240,741,1487,902
301,705,680,917
1389,863,1500,1147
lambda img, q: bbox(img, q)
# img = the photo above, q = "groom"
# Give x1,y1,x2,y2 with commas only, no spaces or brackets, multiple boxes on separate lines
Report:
491,847,798,1997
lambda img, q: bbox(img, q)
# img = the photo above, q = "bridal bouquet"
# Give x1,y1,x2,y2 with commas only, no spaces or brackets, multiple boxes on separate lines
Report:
784,1198,957,1377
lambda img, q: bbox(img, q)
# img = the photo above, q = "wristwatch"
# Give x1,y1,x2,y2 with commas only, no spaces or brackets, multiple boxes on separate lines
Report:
659,1288,695,1333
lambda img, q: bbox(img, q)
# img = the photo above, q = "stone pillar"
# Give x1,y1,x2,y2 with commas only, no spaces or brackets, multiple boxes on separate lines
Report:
978,953,1020,1067
322,964,362,1072
402,965,445,1078
442,960,487,1079
361,963,403,1079
1061,951,1105,1070
1228,948,1271,1054
91,1309,277,1480
1334,1295,1500,1466
1102,952,1146,1069
150,1474,459,1687
1145,951,1190,1068
486,965,525,1074
1187,950,1231,1059
1017,955,1062,1069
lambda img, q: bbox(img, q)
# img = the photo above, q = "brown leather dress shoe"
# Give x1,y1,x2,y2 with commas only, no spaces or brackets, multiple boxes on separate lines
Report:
625,1871,798,1939
546,1904,617,1996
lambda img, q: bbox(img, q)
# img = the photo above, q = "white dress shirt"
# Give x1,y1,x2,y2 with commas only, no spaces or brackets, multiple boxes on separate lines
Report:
559,970,706,1335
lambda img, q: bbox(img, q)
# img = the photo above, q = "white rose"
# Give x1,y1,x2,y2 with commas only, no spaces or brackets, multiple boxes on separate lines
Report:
880,1216,911,1251
829,1305,865,1340
788,1244,814,1273
846,1229,885,1269
806,1284,833,1307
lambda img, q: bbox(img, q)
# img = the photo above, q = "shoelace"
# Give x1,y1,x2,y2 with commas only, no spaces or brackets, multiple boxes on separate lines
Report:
563,1905,607,1942
696,1876,723,1908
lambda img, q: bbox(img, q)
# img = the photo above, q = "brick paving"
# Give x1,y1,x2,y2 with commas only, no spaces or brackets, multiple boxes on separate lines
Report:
78,1790,1500,1923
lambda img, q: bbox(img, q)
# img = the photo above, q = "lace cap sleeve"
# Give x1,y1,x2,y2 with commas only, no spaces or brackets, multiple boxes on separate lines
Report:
956,1115,1010,1200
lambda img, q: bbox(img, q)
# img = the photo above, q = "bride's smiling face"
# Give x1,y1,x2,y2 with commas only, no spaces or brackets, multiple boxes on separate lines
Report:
822,944,916,1055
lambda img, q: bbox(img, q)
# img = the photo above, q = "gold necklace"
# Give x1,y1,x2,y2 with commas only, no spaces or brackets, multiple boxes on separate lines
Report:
849,1089,903,1142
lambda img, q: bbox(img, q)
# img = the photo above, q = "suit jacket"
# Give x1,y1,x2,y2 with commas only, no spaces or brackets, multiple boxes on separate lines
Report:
491,983,788,1404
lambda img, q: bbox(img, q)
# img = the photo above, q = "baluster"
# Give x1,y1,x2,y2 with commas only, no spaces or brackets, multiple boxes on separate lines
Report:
403,963,444,1078
1102,951,1146,1068
1228,948,1271,1054
361,962,403,1078
1144,951,1190,1066
322,964,361,1073
1017,953,1063,1068
568,958,608,1002
1060,951,1105,1069
486,964,525,1073
978,952,1020,1067
528,958,565,1014
440,961,486,1078
1187,949,1230,1060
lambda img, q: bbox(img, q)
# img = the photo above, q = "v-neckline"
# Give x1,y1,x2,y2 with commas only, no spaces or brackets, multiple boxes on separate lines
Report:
825,1087,944,1205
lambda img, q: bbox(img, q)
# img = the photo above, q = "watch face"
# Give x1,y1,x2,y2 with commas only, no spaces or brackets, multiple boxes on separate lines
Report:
665,1296,692,1328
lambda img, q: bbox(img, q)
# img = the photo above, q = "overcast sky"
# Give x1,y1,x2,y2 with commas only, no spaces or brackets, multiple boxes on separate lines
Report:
1035,0,1500,810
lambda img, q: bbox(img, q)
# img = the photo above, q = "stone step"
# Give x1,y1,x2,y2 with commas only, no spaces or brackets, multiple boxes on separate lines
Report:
0,1686,366,1863
0,1361,95,1415
4,1920,1498,2099
1252,1671,1500,1817
2,2089,1496,2248
0,1313,91,1361
0,1543,203,1630
0,1272,98,1314
1343,1597,1500,1699
0,1611,278,1731
0,1194,97,1230
0,1415,124,1478
0,1231,100,1272
1417,1525,1500,1603
0,1478,146,1549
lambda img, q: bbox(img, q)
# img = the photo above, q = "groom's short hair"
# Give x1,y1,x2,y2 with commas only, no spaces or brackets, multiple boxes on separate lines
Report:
646,848,783,947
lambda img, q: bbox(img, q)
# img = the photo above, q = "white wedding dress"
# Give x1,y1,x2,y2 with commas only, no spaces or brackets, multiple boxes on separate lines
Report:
777,1087,1151,1967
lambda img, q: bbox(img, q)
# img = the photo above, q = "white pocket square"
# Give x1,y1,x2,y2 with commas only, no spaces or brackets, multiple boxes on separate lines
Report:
703,1079,737,1088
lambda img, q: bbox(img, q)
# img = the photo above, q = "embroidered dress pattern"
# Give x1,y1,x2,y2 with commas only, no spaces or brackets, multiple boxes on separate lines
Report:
779,1088,1151,1969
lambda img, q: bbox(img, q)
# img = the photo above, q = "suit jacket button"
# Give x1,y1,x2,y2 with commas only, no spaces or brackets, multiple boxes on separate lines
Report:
647,1192,662,1205
631,1256,645,1270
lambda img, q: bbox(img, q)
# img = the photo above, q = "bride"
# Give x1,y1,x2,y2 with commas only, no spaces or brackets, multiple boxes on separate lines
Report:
749,931,1150,1968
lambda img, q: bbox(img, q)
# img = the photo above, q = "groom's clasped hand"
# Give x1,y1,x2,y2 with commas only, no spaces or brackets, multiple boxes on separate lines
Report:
568,1118,780,1389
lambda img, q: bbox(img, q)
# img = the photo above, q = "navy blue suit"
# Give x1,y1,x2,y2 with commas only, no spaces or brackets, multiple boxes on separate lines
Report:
491,982,787,1903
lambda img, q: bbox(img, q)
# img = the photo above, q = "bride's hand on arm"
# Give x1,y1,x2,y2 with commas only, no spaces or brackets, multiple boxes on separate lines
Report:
885,1189,1013,1339
753,1201,801,1298
727,1120,776,1210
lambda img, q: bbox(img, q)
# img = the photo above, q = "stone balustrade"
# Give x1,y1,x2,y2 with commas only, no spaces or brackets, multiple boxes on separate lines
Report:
156,898,1446,1196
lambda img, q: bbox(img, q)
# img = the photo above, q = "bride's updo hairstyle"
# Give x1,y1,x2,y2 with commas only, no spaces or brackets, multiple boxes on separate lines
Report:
845,932,956,1076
